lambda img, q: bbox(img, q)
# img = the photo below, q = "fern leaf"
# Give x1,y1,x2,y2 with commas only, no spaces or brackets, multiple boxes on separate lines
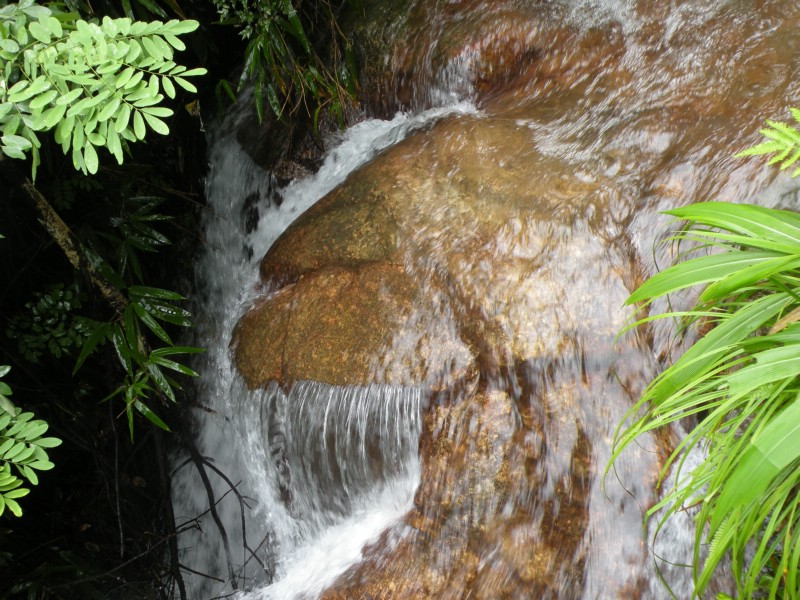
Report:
782,146,800,171
698,516,737,593
768,145,793,166
766,120,800,144
734,140,784,158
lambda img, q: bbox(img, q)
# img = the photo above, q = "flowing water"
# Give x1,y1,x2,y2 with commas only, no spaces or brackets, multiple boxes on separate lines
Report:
172,102,481,599
172,1,800,598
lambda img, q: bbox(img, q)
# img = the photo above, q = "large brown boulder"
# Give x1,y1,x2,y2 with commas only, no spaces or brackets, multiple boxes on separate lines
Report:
233,115,619,389
231,111,670,596
234,262,475,388
229,0,800,596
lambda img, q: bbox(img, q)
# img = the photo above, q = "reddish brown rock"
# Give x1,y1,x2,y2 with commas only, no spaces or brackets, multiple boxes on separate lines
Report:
234,263,475,388
232,114,624,388
228,1,800,596
320,352,665,599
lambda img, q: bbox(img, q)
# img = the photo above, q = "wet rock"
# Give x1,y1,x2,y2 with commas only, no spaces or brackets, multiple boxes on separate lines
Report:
258,179,400,286
233,114,622,387
234,262,475,389
231,109,667,596
227,0,800,595
344,0,624,116
320,355,664,599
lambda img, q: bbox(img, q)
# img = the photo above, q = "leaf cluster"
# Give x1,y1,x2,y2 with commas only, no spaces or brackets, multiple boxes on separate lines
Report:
60,188,204,439
735,108,800,177
67,0,188,22
611,202,800,598
101,194,173,281
0,366,62,518
6,282,91,363
78,285,202,439
214,0,357,127
0,1,206,177
6,178,202,440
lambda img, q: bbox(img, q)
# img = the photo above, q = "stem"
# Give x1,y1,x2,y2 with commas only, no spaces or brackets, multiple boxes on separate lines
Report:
156,429,187,600
187,440,238,591
22,178,128,314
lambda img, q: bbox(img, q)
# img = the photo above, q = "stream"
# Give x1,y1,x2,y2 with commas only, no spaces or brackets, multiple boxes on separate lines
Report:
171,1,800,598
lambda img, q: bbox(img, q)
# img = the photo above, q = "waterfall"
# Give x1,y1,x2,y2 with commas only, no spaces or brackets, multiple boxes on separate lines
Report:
171,100,479,599
170,1,800,597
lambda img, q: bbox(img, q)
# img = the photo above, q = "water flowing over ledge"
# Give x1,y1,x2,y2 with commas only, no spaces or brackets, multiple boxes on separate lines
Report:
171,102,479,599
174,1,800,597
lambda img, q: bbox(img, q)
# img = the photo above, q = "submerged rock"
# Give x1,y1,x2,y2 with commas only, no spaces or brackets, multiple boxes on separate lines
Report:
233,115,621,387
230,111,668,596
234,262,475,388
344,0,624,117
229,0,800,596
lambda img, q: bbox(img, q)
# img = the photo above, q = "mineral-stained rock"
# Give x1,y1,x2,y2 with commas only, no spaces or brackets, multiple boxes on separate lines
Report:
319,355,666,599
233,114,624,388
234,262,475,389
230,103,667,594
226,0,800,595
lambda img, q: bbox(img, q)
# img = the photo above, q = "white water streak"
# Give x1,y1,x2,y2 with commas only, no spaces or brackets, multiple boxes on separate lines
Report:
172,101,477,599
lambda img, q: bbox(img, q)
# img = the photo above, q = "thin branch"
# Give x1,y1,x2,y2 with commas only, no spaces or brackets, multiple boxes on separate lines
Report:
22,178,128,315
186,440,238,590
110,400,125,560
178,562,225,583
199,456,268,575
156,429,187,600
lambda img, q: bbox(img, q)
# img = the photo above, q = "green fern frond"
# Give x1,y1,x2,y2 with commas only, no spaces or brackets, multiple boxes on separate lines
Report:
735,140,784,158
735,111,800,175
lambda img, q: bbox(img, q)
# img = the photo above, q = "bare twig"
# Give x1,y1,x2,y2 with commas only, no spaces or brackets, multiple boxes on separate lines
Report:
199,456,268,575
110,401,125,559
186,441,238,590
178,563,225,583
156,429,187,600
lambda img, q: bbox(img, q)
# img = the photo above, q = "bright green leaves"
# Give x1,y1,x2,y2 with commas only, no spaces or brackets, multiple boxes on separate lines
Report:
0,367,62,517
736,108,800,177
666,201,800,255
143,111,168,134
132,109,146,139
711,395,800,526
627,249,787,306
0,365,13,416
0,3,206,177
611,201,800,599
1,132,32,158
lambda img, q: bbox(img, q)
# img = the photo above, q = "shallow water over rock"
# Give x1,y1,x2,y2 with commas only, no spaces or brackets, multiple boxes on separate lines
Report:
232,107,669,597
179,1,800,598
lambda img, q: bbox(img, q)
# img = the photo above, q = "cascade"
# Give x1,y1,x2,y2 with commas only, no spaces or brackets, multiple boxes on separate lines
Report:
171,101,480,599
173,1,800,598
